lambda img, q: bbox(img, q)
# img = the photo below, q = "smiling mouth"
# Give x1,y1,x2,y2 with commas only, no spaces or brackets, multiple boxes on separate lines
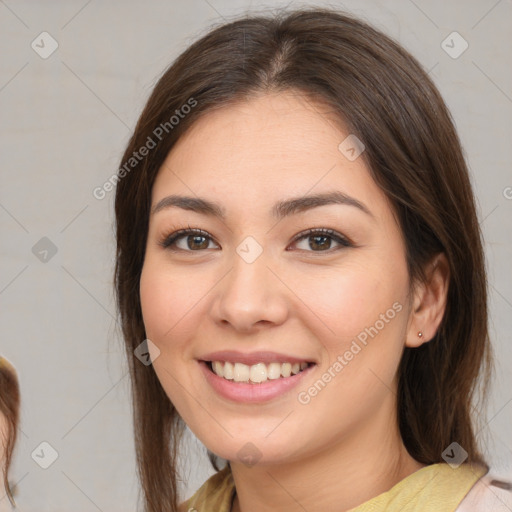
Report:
204,360,314,384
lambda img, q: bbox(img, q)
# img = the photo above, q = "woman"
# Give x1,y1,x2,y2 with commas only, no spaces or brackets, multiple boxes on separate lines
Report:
114,8,511,512
0,356,19,508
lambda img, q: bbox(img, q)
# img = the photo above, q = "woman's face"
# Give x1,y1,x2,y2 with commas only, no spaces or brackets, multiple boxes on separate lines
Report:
140,91,421,465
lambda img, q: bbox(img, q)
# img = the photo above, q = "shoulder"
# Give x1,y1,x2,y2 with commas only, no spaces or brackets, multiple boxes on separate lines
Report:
455,470,512,511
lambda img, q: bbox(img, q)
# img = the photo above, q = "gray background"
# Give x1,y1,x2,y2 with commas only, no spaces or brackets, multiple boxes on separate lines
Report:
0,0,511,510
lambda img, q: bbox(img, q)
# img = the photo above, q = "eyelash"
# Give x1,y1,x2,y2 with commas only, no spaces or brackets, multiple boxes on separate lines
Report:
159,225,353,253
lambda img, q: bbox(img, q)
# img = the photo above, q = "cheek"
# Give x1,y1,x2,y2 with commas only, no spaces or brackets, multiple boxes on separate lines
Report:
139,259,205,414
140,257,208,342
290,257,409,406
291,258,407,342
294,275,407,438
139,264,171,340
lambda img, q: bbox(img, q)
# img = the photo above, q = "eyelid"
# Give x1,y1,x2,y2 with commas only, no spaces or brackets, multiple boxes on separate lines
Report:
289,228,353,252
159,226,219,250
159,226,353,252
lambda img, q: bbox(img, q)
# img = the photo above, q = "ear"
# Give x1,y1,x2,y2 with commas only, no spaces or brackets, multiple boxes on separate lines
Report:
406,253,450,348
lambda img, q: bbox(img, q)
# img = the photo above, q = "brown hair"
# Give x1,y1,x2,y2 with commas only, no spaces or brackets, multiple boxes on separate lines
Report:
114,8,492,511
0,357,20,506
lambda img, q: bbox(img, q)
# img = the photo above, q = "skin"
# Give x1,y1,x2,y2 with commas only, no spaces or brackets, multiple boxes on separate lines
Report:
140,91,450,512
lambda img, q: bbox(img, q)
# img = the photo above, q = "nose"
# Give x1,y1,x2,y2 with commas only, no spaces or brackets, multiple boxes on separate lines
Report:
210,248,289,333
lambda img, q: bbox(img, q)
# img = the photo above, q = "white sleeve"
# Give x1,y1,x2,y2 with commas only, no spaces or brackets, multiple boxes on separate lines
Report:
455,473,512,511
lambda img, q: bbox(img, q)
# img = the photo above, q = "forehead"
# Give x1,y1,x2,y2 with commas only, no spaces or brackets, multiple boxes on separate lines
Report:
164,91,346,168
152,92,390,222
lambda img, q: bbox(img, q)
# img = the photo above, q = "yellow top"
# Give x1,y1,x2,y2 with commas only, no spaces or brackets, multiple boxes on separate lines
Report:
182,462,488,512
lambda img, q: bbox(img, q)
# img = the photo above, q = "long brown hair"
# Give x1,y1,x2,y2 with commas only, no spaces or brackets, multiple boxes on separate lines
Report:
114,8,492,511
0,357,20,507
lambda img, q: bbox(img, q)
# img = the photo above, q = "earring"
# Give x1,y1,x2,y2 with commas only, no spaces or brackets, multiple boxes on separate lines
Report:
418,331,423,338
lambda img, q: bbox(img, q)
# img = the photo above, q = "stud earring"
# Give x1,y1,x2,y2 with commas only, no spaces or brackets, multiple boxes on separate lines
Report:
418,331,423,338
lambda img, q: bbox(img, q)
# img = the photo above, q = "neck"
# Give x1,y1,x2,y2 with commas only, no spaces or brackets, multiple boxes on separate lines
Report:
229,402,425,512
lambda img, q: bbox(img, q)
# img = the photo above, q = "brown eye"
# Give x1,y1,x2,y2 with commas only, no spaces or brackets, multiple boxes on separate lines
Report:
161,229,219,251
290,228,352,252
184,234,210,250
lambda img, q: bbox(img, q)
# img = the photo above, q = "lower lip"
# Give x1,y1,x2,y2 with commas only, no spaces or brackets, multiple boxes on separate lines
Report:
199,361,314,403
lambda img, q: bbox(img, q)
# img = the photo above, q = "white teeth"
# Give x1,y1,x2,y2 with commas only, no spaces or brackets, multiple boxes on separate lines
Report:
212,361,224,378
249,363,267,383
210,360,310,383
233,362,250,382
267,362,281,379
281,362,292,377
223,361,234,380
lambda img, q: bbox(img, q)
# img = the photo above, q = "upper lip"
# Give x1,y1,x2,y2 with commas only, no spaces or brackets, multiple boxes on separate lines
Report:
199,350,315,366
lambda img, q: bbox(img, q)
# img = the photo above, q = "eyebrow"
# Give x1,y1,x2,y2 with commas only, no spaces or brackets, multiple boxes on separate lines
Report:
151,191,374,220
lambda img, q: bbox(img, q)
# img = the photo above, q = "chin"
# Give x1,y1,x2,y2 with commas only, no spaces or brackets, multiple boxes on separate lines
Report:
191,423,309,468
